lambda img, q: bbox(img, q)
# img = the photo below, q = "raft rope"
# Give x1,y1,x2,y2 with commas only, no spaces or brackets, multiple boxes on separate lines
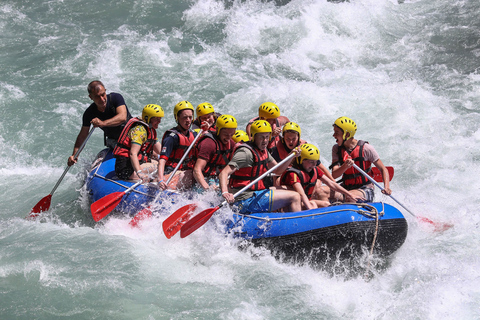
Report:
92,171,156,198
234,202,383,222
364,201,385,280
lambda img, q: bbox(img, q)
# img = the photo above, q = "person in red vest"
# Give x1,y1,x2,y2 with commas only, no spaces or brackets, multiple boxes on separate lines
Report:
191,102,218,133
193,115,237,190
219,120,302,214
157,101,199,190
113,104,163,182
281,144,362,209
245,102,290,152
330,116,391,202
270,122,333,199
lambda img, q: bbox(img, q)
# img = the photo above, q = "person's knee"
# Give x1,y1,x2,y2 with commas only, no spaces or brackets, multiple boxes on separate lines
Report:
291,191,301,203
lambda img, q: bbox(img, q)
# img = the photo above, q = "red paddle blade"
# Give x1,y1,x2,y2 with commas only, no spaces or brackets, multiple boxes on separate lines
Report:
27,194,52,219
91,191,125,222
180,206,220,238
129,207,152,228
162,204,198,239
417,216,453,232
370,166,394,182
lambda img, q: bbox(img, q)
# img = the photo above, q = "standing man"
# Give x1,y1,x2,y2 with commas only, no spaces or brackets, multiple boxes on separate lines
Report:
219,120,302,214
330,116,391,202
68,80,132,166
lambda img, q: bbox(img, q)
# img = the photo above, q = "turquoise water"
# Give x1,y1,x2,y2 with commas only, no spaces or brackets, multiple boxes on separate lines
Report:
1,0,480,319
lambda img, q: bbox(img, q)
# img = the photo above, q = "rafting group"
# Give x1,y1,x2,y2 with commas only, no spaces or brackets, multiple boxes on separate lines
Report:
60,80,393,217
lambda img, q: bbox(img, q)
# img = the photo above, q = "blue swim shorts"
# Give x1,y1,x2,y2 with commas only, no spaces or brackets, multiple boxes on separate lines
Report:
234,189,274,214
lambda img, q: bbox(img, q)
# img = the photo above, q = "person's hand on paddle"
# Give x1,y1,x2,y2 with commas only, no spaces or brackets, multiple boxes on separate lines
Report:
200,121,210,132
222,191,235,204
157,177,167,190
272,126,282,137
292,146,302,158
344,158,354,168
381,187,392,195
91,117,104,128
67,155,77,166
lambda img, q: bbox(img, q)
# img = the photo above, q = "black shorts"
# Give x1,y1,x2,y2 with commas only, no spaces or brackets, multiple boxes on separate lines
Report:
115,156,151,180
115,156,134,180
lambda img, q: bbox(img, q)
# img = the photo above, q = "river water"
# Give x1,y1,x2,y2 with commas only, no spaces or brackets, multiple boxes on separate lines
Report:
1,0,480,319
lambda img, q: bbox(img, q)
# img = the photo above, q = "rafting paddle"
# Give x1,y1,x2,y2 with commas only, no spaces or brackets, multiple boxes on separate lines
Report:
161,203,198,237
91,180,144,222
371,166,394,182
130,126,207,228
179,152,297,238
352,163,452,232
27,127,96,219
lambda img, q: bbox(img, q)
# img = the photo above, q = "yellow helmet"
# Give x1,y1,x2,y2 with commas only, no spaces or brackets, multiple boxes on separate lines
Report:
250,120,272,140
173,100,194,121
232,130,250,143
215,114,237,134
334,116,357,140
196,102,215,118
142,104,164,124
296,143,320,165
282,121,301,138
259,102,280,119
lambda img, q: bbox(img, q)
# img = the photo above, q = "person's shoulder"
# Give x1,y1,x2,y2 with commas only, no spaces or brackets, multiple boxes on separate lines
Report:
233,145,253,157
198,136,216,148
247,116,259,125
361,141,376,150
278,116,290,126
109,92,123,99
109,92,126,106
162,129,179,142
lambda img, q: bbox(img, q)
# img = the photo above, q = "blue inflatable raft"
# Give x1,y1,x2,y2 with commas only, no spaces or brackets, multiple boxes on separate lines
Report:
86,149,408,273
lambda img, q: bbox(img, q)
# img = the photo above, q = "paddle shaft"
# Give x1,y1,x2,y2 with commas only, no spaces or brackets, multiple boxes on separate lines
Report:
165,129,205,185
352,163,417,218
51,127,96,195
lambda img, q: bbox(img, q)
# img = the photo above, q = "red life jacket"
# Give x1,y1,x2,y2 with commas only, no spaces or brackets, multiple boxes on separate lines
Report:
161,127,196,170
337,140,372,190
280,166,319,199
113,117,157,162
228,142,269,191
270,138,307,162
194,132,235,177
